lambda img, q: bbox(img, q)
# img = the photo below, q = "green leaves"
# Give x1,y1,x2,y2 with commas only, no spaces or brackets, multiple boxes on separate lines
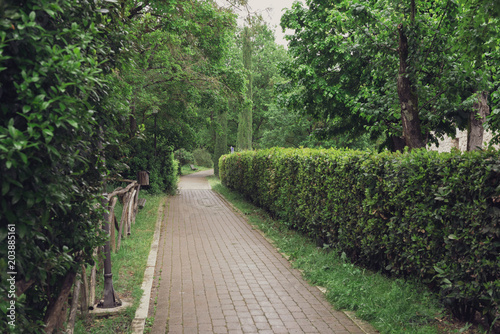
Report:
0,0,122,330
281,0,500,150
221,147,500,326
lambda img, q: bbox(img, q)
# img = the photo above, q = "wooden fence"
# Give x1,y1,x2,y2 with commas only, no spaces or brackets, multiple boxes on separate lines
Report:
66,180,144,333
106,180,142,252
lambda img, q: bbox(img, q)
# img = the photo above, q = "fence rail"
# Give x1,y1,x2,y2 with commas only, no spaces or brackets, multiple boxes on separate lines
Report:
66,180,144,333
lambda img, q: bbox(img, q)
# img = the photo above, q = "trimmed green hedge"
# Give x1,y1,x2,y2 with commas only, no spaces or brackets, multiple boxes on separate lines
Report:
220,148,500,324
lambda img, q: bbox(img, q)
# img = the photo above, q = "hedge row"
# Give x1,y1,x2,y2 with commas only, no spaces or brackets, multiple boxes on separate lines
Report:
219,148,500,324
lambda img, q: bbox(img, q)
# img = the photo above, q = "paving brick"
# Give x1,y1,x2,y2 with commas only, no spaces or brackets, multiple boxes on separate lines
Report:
150,171,377,333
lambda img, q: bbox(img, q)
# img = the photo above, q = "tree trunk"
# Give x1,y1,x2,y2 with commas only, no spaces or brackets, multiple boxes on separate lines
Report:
390,135,406,152
467,91,489,151
66,273,82,334
89,248,98,308
43,270,77,334
397,23,424,149
237,26,253,151
214,104,228,176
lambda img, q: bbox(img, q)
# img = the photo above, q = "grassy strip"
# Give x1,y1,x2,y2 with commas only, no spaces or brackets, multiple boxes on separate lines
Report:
74,193,163,334
207,176,448,334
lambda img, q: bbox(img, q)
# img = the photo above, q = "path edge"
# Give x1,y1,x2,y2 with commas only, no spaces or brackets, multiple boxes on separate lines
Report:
131,197,165,333
212,187,378,334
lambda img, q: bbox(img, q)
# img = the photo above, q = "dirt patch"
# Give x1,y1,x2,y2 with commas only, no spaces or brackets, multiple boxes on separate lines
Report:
435,312,499,333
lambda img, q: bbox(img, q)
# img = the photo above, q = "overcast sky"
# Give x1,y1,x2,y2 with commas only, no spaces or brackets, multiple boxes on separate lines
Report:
235,0,299,46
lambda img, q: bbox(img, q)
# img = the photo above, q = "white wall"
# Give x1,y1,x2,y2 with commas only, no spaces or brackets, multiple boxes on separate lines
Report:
428,129,499,152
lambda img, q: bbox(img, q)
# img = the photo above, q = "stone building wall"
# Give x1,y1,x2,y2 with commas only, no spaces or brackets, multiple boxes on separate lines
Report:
428,129,499,152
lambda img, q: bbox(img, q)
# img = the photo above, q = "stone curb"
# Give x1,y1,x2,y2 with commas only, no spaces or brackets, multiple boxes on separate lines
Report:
131,198,165,333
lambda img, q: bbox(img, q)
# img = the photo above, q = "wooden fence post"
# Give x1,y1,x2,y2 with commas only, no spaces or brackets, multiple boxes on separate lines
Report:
89,247,98,309
132,184,140,223
43,270,77,333
127,189,136,235
117,192,130,251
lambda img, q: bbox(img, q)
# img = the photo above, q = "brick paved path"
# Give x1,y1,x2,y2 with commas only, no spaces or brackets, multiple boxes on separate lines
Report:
150,170,369,333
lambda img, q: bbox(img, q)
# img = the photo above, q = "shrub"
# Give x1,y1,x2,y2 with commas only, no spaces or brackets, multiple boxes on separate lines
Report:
193,148,213,168
219,147,500,325
0,0,123,330
174,148,195,166
127,139,178,195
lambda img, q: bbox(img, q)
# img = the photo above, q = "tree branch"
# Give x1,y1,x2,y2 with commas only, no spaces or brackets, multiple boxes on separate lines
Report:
128,2,148,20
418,89,446,113
422,0,452,64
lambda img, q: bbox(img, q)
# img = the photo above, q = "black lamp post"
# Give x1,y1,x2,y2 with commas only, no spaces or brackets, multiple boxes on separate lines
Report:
98,124,119,308
100,196,118,308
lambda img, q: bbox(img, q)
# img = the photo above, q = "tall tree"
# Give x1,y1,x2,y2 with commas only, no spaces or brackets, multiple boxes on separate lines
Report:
396,0,424,148
106,0,237,191
214,101,228,176
453,0,500,149
237,26,253,150
280,0,499,151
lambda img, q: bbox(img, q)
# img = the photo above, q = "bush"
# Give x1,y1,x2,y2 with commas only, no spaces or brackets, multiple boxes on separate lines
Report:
0,0,123,331
219,147,500,325
174,148,195,166
127,140,178,195
193,148,213,168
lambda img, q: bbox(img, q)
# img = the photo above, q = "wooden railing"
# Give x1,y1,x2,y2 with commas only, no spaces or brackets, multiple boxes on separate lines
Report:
106,180,141,252
66,180,145,332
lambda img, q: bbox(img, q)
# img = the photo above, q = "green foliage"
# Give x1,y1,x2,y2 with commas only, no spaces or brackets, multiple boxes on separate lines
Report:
174,148,195,166
220,148,500,326
214,105,228,176
220,22,325,152
280,0,500,149
249,22,318,150
0,0,123,330
236,26,253,151
126,139,178,195
105,0,238,191
193,148,213,168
